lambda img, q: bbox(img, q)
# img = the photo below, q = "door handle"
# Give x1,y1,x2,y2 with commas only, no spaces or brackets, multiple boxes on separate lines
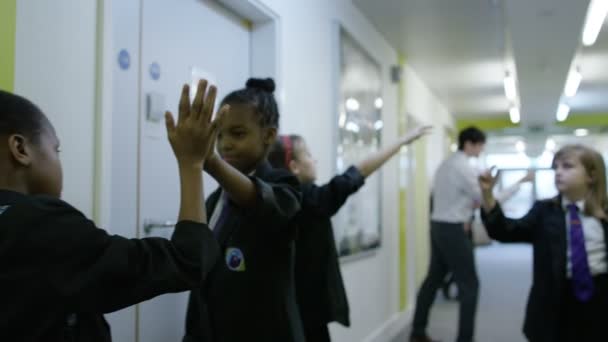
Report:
143,219,176,235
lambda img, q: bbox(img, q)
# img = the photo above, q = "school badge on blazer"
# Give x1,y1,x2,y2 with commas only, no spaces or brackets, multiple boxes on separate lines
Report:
225,248,246,271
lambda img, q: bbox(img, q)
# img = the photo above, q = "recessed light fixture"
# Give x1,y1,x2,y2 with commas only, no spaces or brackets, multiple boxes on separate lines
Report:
509,107,521,124
564,68,583,97
582,0,608,46
345,98,360,111
504,72,517,101
556,104,570,122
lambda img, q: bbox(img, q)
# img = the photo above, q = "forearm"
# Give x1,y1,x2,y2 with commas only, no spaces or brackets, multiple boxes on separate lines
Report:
205,155,257,207
177,164,206,223
355,140,402,177
495,183,521,203
481,201,537,243
481,190,496,213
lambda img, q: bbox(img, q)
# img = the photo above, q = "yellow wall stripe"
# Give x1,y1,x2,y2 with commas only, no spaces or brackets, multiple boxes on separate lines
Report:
0,0,17,91
397,55,408,310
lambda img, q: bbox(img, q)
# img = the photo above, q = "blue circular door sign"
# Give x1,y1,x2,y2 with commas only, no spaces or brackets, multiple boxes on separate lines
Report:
118,49,130,70
149,62,161,80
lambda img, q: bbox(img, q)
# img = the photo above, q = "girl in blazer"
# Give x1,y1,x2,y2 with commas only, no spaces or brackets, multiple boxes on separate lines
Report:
184,78,304,342
480,144,608,341
268,126,430,341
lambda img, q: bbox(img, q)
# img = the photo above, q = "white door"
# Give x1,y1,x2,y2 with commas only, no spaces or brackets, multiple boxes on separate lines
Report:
137,1,250,340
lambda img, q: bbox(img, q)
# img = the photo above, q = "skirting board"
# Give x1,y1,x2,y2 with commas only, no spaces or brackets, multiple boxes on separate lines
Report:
363,308,413,342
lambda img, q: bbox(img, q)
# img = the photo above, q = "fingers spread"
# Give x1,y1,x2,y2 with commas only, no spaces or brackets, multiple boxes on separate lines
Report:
192,79,208,120
178,84,191,123
165,111,176,133
202,85,218,123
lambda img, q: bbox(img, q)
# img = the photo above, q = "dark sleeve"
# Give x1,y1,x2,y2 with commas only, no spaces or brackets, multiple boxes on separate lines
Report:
303,166,365,217
245,169,302,232
184,288,212,341
32,200,220,314
480,201,541,243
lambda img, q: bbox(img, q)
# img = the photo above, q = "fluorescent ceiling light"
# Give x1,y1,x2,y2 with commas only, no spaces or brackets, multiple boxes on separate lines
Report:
574,128,589,137
582,0,608,46
509,107,521,124
556,104,570,122
374,120,384,130
345,121,360,133
338,111,347,128
516,141,526,153
503,73,517,101
345,98,360,111
374,97,383,109
564,68,583,97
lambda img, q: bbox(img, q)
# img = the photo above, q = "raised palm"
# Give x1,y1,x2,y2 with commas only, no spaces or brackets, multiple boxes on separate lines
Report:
478,168,499,192
165,79,228,168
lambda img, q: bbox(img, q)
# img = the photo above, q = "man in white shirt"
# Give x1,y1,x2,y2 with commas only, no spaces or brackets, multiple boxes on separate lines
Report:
410,127,486,342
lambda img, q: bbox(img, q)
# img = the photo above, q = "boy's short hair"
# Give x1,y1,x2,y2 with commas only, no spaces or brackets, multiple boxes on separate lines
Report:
0,90,49,143
458,126,486,150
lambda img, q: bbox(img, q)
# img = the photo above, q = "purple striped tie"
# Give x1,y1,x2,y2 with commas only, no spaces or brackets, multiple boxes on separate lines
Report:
567,204,595,302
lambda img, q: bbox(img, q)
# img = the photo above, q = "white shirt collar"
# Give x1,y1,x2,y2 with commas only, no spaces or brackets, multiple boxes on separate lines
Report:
562,197,585,212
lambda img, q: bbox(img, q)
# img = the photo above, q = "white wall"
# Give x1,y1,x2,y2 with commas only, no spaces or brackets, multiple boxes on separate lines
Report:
14,0,97,217
251,20,277,80
403,66,453,179
402,64,453,295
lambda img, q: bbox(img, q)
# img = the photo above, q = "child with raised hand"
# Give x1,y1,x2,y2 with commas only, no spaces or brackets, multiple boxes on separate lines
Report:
0,80,226,341
480,144,608,341
267,125,431,341
184,78,304,342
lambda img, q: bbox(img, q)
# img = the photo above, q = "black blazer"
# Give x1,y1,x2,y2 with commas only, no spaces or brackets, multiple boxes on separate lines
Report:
481,197,608,341
184,161,304,342
0,190,219,342
295,166,365,328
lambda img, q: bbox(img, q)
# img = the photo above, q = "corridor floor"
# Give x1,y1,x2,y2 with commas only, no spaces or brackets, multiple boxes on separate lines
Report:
393,243,532,342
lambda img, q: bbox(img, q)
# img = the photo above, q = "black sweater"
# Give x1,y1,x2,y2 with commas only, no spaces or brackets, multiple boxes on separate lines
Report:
0,190,219,341
295,166,365,328
184,161,304,342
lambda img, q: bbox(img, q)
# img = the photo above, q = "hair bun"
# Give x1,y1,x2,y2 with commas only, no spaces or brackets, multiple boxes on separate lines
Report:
246,78,275,93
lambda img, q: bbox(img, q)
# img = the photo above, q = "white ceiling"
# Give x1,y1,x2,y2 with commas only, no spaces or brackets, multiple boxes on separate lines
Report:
485,132,602,158
354,0,607,131
572,15,608,113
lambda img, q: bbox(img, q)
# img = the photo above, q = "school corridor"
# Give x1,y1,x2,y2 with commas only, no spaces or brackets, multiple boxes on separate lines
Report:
2,0,608,341
393,243,532,342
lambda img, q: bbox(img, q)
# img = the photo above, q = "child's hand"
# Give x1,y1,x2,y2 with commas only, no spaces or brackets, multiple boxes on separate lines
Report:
520,169,535,183
401,125,433,145
165,80,229,169
478,167,499,194
479,166,499,210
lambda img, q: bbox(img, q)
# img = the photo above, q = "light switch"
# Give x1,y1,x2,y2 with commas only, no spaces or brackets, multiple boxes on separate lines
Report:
146,92,165,122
